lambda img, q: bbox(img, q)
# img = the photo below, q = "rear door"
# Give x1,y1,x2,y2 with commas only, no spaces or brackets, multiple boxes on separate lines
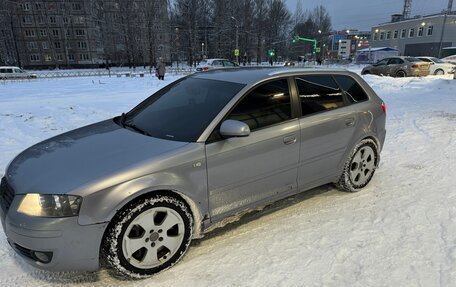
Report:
386,58,404,76
371,58,389,75
294,75,357,190
206,78,300,221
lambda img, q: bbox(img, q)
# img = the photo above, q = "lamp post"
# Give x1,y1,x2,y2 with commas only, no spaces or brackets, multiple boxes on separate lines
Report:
201,42,205,59
231,16,239,64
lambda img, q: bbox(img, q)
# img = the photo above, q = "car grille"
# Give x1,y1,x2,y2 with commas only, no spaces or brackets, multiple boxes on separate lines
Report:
0,177,15,213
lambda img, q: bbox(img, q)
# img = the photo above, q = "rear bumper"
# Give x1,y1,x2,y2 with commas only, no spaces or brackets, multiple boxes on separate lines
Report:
1,195,107,272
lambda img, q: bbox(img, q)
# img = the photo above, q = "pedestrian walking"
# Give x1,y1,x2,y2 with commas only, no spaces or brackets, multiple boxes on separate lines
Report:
156,58,166,80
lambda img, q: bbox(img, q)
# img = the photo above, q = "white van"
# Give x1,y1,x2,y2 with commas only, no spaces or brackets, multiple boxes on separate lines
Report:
0,66,37,79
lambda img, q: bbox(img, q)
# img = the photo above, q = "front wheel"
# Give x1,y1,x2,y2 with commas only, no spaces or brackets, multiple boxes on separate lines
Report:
434,69,444,75
103,195,193,278
396,70,406,77
336,139,379,192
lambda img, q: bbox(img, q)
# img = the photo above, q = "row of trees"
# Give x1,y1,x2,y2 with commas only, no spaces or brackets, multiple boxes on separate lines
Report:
170,0,333,65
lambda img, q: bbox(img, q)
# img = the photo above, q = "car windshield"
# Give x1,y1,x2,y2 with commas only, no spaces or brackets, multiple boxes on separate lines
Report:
430,57,444,63
123,78,245,142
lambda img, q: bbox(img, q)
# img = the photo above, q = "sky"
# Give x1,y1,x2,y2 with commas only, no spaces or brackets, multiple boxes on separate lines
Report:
285,0,451,31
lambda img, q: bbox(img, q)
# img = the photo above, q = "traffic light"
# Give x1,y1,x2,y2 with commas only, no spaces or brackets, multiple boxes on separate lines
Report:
268,49,275,57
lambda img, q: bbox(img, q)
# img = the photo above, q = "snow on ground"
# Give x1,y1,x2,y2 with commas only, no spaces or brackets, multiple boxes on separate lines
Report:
0,71,455,286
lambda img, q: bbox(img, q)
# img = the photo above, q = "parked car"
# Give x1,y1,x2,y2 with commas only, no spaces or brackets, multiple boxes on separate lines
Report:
361,56,431,77
283,61,296,66
196,58,239,71
416,56,455,75
441,55,456,65
0,68,386,278
0,66,37,80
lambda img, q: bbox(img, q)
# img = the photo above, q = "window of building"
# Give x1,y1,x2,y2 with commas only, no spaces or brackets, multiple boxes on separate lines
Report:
35,3,43,10
401,29,406,38
227,79,291,131
44,55,52,62
295,76,345,117
66,42,72,49
22,16,33,24
28,42,38,50
54,41,61,49
72,3,82,10
78,41,87,49
63,17,69,24
39,30,47,37
37,16,45,24
75,29,85,36
418,27,424,37
379,32,385,40
386,31,391,40
393,30,398,39
74,16,85,24
79,54,90,60
49,16,57,24
52,29,59,36
68,54,75,61
427,26,433,36
334,76,369,103
30,54,40,61
408,28,415,38
57,54,63,61
19,3,31,11
42,41,49,49
25,30,36,37
373,33,378,41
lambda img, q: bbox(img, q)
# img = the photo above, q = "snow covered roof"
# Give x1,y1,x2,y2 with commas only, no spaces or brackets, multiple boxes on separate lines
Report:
357,47,399,52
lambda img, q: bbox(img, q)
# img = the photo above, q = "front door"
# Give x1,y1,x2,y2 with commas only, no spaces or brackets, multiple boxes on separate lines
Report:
206,79,300,221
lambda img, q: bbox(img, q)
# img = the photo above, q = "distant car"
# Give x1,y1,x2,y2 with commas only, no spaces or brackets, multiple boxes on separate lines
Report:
196,59,239,71
283,61,295,66
361,57,431,77
1,68,385,278
0,66,37,80
417,57,455,75
441,55,456,65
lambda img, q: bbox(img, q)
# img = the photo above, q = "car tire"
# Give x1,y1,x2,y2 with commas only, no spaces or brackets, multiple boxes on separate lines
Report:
336,138,379,193
103,195,193,278
395,70,406,77
361,70,370,75
434,69,444,75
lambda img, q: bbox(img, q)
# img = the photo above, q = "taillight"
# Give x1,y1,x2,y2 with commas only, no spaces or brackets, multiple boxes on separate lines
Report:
411,64,419,69
202,67,209,71
381,102,386,113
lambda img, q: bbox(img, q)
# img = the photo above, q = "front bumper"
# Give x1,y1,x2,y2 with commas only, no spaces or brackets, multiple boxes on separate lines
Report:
1,194,108,272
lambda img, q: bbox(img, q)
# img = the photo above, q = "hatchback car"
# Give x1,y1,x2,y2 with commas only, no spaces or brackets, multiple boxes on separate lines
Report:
0,68,386,278
361,56,430,77
0,66,37,80
417,56,455,75
196,58,239,71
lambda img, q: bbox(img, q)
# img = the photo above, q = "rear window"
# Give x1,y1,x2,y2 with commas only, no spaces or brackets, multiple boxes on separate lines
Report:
334,76,369,103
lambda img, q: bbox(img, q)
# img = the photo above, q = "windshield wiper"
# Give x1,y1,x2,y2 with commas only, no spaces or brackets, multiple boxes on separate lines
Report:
124,122,152,137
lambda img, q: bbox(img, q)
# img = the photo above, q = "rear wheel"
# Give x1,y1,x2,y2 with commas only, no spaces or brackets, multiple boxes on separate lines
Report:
336,139,379,192
396,70,406,77
103,195,193,278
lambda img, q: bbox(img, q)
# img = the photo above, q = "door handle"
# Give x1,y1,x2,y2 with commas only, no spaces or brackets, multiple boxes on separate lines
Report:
345,118,355,127
283,135,297,145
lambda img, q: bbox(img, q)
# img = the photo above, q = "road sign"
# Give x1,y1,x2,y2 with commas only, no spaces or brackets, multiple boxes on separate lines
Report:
234,49,240,57
315,48,321,52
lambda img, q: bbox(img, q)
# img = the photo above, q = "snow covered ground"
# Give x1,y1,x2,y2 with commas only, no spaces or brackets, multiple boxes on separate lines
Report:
0,71,455,286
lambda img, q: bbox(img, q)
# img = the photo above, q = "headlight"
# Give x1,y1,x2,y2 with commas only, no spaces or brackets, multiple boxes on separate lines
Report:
17,194,82,217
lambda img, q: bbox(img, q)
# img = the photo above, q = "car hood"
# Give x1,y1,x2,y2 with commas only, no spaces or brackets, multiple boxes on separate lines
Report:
6,119,189,195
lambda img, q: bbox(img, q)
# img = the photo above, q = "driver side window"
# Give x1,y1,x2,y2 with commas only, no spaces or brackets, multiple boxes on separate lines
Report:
227,79,292,131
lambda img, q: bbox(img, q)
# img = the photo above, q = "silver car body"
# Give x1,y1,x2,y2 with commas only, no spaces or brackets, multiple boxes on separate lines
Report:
361,56,431,77
1,68,386,272
196,59,238,71
417,57,455,75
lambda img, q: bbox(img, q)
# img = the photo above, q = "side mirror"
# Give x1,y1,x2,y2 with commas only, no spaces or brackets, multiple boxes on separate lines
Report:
220,120,250,138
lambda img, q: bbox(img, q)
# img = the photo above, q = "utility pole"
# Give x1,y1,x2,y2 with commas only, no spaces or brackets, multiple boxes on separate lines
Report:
231,16,239,64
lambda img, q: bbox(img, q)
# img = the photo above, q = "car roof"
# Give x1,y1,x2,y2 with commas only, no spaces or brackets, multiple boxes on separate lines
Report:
0,66,21,69
191,67,352,85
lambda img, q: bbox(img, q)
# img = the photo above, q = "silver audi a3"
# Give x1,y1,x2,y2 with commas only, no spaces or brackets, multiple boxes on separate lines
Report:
0,68,386,278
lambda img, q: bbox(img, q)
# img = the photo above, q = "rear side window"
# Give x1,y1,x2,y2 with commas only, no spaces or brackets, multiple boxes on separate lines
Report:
334,76,369,103
295,75,345,117
228,79,291,131
388,58,404,65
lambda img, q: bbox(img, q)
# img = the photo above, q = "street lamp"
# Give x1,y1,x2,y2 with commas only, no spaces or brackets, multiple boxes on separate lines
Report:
201,42,204,59
231,16,239,63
